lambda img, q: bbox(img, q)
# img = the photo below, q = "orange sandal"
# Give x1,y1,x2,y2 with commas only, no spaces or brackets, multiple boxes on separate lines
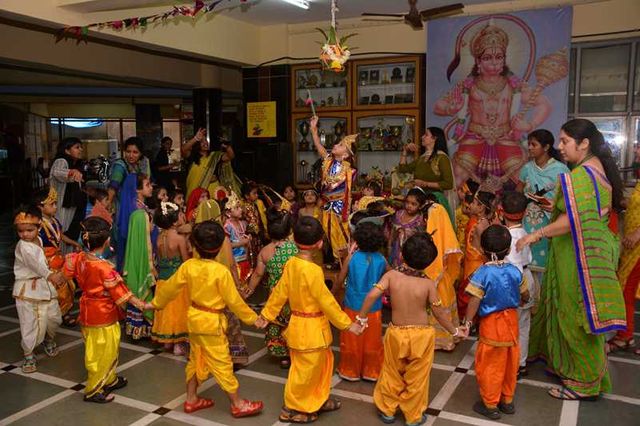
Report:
231,399,264,418
183,398,214,413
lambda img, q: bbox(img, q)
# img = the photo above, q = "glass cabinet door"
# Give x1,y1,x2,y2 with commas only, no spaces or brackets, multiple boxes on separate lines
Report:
292,113,351,186
292,66,350,113
353,57,421,110
354,111,420,176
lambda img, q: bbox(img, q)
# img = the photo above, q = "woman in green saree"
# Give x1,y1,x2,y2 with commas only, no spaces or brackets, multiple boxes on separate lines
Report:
181,128,241,200
398,127,455,222
516,119,626,400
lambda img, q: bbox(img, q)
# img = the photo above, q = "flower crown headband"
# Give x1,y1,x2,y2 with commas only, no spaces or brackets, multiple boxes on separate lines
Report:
160,201,179,216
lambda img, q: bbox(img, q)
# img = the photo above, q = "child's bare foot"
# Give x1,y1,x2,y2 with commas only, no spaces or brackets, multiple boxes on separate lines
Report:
173,343,187,356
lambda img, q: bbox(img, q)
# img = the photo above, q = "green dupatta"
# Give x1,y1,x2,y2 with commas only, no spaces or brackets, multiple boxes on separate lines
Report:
559,166,625,334
123,209,155,322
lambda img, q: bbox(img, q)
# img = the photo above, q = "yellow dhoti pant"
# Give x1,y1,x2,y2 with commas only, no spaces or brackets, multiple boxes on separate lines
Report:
286,348,333,413
16,298,62,355
82,322,120,397
322,211,349,261
186,334,239,394
374,325,435,424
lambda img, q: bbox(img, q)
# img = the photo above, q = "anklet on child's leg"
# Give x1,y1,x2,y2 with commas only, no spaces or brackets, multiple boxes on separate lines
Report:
22,354,36,373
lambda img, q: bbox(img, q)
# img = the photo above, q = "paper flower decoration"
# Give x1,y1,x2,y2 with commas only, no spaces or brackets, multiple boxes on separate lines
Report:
317,26,355,72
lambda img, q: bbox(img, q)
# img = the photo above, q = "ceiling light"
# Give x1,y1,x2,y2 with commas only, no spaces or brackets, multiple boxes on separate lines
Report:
280,0,310,10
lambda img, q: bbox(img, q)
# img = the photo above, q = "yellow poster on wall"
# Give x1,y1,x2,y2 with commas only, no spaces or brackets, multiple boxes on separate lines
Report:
247,101,276,138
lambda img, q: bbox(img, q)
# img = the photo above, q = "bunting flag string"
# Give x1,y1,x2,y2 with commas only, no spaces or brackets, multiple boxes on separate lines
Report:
56,0,245,43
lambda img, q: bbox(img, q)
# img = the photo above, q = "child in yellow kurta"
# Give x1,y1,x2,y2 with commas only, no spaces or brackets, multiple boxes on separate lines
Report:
150,220,263,417
359,233,467,426
258,216,361,423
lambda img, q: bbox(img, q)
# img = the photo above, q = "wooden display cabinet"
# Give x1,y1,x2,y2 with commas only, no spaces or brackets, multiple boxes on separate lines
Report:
351,55,422,111
353,109,421,176
291,64,351,114
291,112,352,187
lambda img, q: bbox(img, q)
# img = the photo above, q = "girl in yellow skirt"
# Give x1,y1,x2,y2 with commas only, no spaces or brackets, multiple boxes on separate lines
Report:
151,202,191,355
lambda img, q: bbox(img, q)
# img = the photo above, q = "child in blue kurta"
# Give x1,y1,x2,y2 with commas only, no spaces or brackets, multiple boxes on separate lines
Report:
334,221,388,381
462,224,528,420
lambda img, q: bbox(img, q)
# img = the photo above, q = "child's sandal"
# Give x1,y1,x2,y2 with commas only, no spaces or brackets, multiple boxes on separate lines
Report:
318,398,341,413
183,397,214,413
104,376,128,394
279,407,318,424
21,355,36,373
43,340,59,357
230,399,263,418
83,391,115,404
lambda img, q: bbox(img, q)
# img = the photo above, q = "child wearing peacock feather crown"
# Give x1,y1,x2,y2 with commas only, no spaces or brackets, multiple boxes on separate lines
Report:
310,115,357,266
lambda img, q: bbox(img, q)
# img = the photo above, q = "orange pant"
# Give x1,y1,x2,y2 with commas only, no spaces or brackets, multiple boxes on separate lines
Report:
338,308,383,380
475,309,519,408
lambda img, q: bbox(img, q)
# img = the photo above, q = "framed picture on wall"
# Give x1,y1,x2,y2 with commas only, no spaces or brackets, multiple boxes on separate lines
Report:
369,70,380,84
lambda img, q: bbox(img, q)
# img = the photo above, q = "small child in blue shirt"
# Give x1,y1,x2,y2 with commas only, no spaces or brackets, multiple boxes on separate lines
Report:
462,224,529,420
333,221,388,381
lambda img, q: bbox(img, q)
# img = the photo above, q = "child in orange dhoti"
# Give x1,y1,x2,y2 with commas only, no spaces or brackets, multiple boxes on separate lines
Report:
359,233,468,426
258,216,362,423
462,225,529,420
333,221,387,382
150,221,263,417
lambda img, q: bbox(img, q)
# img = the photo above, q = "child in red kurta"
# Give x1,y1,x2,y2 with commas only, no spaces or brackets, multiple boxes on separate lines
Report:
64,217,149,403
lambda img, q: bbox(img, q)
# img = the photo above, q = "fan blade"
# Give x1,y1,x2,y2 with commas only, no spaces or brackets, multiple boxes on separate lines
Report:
363,18,404,22
420,3,464,19
361,12,406,17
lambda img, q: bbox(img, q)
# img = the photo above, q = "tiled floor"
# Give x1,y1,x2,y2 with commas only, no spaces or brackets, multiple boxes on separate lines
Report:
0,299,638,426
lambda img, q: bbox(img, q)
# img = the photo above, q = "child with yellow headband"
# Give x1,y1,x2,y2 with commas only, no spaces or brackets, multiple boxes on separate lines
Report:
12,206,65,373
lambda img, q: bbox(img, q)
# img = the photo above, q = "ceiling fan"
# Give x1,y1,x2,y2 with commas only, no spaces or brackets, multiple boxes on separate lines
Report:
361,0,464,30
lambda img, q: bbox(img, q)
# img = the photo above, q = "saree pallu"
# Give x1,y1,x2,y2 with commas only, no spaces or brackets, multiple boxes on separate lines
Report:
616,182,640,340
82,322,120,397
520,159,569,269
186,152,241,201
528,166,625,395
424,203,462,350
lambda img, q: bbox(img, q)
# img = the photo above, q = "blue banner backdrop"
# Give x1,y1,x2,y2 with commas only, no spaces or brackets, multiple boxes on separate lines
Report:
426,7,572,186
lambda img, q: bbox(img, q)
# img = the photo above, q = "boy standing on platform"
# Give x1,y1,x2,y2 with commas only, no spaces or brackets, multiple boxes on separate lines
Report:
358,233,467,426
258,216,362,424
151,220,263,417
462,225,528,420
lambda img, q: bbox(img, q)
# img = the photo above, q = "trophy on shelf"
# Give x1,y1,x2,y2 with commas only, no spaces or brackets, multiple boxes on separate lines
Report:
334,120,344,142
299,160,309,183
299,120,310,151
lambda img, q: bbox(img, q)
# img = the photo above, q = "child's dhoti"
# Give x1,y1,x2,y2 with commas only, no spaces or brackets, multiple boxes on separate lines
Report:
475,309,519,408
187,334,239,393
82,322,120,397
286,347,333,413
374,325,435,424
15,298,61,355
322,211,349,261
338,308,383,381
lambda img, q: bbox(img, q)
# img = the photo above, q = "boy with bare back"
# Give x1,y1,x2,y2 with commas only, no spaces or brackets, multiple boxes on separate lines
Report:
358,233,468,426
